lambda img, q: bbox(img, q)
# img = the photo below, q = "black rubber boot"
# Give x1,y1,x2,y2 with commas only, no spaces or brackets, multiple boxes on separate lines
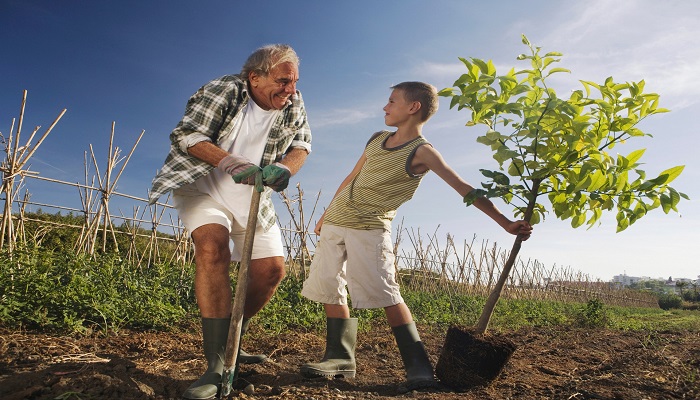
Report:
182,318,228,400
392,322,438,391
300,317,358,378
239,317,267,364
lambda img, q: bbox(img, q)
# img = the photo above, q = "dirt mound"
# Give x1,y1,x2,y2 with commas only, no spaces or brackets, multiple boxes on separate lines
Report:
1,324,698,399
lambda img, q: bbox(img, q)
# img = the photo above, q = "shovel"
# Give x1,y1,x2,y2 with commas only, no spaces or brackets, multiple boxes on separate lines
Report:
220,182,262,398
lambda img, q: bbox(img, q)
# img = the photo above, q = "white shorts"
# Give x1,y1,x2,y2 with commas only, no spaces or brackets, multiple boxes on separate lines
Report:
301,224,403,309
172,186,284,261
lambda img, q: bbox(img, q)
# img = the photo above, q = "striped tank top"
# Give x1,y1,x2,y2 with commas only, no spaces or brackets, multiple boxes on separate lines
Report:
324,130,430,230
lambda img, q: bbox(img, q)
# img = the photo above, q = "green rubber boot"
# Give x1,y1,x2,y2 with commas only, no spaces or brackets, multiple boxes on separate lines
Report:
392,322,438,391
239,317,267,364
182,318,228,400
300,317,358,378
182,317,267,399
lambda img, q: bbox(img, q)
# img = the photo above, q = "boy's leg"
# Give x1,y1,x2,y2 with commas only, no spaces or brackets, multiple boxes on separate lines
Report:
388,305,437,391
300,315,358,378
384,303,413,327
325,303,350,319
300,225,357,379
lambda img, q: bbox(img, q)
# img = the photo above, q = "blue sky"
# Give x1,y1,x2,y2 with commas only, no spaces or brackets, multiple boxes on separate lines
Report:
2,0,698,281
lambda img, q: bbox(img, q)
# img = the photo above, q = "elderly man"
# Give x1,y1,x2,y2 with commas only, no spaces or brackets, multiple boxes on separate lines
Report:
148,44,311,400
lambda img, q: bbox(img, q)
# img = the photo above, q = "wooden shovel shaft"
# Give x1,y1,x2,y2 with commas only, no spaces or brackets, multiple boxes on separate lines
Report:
221,189,261,397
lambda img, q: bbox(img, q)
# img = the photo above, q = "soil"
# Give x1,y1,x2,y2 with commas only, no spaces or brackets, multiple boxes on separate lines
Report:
1,324,698,400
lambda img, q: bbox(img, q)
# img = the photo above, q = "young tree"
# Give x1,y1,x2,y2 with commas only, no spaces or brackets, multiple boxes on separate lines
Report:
441,35,688,334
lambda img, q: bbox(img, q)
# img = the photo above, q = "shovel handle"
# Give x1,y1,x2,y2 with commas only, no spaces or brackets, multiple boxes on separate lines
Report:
221,188,261,397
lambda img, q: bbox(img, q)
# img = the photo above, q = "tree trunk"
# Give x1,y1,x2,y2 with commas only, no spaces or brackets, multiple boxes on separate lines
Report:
475,179,541,334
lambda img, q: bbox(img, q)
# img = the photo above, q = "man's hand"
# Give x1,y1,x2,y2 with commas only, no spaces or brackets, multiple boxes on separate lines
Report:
218,154,263,192
262,163,291,192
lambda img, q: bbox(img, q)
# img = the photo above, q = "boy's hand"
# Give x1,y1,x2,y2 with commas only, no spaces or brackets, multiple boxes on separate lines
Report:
506,220,533,241
262,163,291,192
314,215,325,235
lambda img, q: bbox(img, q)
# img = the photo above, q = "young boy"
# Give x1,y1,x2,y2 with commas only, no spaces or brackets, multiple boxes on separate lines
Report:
299,82,532,390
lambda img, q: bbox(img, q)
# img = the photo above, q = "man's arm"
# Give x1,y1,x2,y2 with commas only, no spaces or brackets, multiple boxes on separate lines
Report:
278,147,309,175
186,141,229,166
413,145,532,239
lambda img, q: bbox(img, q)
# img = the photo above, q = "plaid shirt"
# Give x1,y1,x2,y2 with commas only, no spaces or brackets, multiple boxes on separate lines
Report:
148,74,312,230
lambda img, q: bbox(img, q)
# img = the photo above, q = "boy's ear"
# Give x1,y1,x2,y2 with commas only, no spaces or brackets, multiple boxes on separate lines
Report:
408,101,422,115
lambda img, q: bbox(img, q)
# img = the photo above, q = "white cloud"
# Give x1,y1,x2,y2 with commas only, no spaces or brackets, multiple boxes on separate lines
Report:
538,1,700,110
310,107,377,129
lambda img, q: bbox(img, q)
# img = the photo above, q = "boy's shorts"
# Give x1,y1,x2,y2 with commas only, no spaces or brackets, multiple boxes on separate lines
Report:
173,187,284,262
301,224,404,309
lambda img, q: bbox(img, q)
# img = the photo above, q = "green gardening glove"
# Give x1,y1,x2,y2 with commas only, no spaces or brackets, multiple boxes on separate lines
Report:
232,166,264,193
218,154,264,192
262,163,291,192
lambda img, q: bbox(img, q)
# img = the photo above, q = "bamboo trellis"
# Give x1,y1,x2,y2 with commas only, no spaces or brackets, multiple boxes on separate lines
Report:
0,90,658,308
1,90,65,253
0,91,188,265
394,227,658,308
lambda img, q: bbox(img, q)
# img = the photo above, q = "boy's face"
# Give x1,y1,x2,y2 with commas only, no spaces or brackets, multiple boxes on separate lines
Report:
383,89,414,127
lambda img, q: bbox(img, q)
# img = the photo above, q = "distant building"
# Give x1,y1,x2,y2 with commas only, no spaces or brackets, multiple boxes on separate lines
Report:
612,274,698,295
612,274,644,286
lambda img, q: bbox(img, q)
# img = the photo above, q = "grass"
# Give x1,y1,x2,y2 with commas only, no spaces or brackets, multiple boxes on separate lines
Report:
1,245,698,335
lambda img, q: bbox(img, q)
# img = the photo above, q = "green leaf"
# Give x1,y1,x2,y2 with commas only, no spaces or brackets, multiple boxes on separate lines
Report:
615,171,629,193
573,175,592,192
656,165,685,185
508,159,525,176
545,67,571,77
463,189,487,207
660,194,672,213
571,212,586,228
588,170,607,192
616,216,630,233
437,88,454,97
625,149,646,165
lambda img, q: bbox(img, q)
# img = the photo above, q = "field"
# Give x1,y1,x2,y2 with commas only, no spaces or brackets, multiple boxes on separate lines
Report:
1,322,699,400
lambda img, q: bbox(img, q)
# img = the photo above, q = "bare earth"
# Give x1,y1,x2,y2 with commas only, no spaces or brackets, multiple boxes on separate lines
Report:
1,324,698,400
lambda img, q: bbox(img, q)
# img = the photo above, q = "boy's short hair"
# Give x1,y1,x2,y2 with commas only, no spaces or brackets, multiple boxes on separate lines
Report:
391,82,439,122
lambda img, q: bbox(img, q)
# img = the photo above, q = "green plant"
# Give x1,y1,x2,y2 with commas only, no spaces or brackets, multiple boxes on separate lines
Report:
440,34,688,334
574,298,608,327
658,293,683,310
0,245,196,332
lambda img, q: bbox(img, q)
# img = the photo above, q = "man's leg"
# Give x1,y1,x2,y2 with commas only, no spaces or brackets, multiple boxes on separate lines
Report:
183,223,233,400
192,224,233,318
243,256,286,318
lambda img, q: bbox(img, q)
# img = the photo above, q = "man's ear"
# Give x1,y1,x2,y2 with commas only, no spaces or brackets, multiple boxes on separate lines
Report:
249,71,260,87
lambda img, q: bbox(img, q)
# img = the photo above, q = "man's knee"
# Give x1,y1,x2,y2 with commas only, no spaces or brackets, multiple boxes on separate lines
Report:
196,243,231,269
251,257,286,285
192,224,231,266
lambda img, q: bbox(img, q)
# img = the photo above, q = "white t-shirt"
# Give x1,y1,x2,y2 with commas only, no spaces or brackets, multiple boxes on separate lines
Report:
194,100,281,224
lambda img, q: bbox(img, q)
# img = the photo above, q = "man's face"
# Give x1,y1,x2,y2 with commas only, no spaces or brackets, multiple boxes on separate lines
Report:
248,62,299,110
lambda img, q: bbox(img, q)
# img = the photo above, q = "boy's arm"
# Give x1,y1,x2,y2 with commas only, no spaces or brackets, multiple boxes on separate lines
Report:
414,145,532,240
314,152,367,235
